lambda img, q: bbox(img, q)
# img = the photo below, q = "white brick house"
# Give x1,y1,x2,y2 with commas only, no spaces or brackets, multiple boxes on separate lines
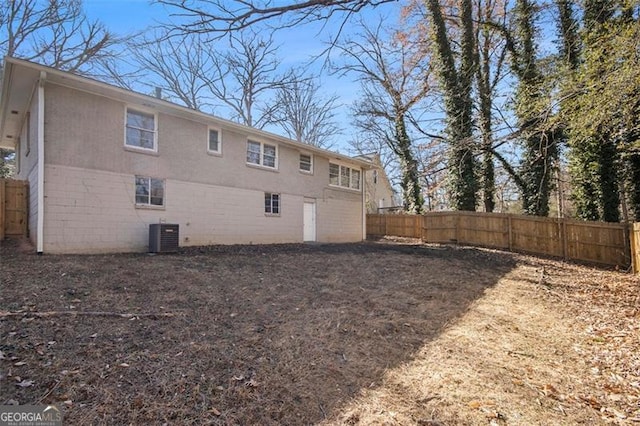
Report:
0,57,372,253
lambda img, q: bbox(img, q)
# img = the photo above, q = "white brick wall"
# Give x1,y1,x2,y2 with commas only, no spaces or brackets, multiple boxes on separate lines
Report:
43,165,363,253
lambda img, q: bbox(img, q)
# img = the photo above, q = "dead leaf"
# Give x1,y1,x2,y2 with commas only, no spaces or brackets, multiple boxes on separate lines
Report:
16,379,34,387
118,363,130,368
543,384,558,396
469,400,495,409
209,407,221,416
468,400,482,409
14,361,26,366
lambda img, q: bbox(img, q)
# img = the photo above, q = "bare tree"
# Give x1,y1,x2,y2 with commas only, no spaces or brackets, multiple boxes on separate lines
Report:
474,0,510,212
203,30,292,128
128,31,220,111
272,75,341,149
0,0,118,74
0,0,120,177
335,18,432,214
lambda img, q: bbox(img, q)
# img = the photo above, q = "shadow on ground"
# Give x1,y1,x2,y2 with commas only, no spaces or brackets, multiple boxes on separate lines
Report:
0,240,518,424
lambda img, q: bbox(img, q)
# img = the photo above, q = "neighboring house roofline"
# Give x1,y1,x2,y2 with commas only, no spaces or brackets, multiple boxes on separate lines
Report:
0,56,373,169
353,153,396,197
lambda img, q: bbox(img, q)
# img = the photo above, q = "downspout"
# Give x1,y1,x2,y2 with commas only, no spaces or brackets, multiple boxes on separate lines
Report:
362,169,366,241
36,71,46,254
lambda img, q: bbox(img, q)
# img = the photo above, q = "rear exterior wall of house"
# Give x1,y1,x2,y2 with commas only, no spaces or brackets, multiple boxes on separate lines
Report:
15,82,364,253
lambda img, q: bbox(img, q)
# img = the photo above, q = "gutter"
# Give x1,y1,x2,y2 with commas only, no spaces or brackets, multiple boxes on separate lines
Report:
362,171,367,241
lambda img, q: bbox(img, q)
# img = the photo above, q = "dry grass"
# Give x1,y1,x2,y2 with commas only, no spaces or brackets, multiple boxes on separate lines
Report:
1,238,638,425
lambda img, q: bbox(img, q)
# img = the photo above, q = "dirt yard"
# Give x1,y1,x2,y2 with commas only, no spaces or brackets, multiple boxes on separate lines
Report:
0,238,638,425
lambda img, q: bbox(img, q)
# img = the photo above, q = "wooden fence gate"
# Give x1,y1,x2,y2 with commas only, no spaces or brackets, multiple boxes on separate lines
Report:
0,179,29,240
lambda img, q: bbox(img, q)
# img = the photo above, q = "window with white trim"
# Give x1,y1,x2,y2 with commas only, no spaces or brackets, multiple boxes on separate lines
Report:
329,163,339,186
329,162,361,190
135,176,164,206
126,108,157,151
299,153,313,173
265,192,280,215
246,140,277,168
208,128,221,154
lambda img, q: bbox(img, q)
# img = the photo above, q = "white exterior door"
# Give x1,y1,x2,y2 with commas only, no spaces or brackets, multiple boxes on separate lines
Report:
303,202,316,242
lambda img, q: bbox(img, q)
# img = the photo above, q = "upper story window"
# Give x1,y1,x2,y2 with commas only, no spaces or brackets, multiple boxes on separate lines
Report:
329,162,361,190
246,140,277,169
135,176,164,207
299,153,313,173
126,108,157,151
208,127,222,154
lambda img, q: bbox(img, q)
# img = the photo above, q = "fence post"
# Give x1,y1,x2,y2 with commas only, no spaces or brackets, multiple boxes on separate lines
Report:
625,222,633,273
507,215,513,252
384,214,388,236
632,223,639,274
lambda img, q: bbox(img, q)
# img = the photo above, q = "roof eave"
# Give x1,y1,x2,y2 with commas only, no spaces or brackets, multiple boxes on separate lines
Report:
1,57,374,168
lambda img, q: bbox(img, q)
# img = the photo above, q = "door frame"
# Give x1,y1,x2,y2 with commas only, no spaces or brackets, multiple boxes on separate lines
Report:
303,201,316,242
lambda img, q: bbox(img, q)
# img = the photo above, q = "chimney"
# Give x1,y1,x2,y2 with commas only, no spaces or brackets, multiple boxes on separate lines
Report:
155,87,162,99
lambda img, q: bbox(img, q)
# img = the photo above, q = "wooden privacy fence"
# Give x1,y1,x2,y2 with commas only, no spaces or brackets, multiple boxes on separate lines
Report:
367,212,639,272
0,179,29,240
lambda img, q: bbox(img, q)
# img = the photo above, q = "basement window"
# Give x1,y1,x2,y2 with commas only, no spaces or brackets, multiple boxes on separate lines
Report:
135,176,164,207
265,192,280,215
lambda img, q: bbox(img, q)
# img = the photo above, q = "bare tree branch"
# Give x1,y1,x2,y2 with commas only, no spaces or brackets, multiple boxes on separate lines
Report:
272,74,341,149
128,30,221,111
204,29,292,128
0,0,121,76
155,0,395,34
336,17,434,213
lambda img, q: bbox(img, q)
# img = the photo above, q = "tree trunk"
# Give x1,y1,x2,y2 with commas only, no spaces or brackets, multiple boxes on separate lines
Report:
395,115,423,214
426,0,477,211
